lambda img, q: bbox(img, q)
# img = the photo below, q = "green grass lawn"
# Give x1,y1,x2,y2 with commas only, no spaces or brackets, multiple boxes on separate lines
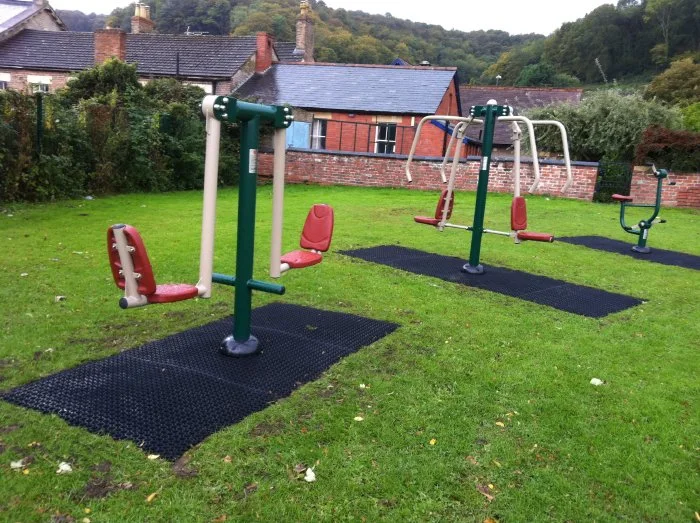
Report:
1,184,698,522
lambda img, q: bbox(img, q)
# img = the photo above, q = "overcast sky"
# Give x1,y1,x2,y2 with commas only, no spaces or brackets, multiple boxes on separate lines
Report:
49,0,615,36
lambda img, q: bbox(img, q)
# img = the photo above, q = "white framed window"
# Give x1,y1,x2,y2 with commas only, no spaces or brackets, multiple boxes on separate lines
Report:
30,83,49,93
0,81,7,90
311,118,327,149
375,123,397,154
0,72,9,90
27,75,51,93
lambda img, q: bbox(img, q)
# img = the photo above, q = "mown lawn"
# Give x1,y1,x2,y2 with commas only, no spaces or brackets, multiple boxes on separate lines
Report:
1,184,698,522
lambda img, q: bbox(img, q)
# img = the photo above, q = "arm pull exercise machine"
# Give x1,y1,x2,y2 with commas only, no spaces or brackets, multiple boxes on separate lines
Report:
107,96,334,357
611,165,674,254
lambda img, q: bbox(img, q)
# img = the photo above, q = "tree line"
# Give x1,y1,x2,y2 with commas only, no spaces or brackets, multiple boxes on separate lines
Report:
57,0,698,86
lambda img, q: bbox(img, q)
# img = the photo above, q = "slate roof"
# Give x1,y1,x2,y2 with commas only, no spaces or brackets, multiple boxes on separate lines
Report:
0,29,298,78
235,63,459,115
459,86,583,145
274,41,303,62
0,29,92,70
126,34,257,78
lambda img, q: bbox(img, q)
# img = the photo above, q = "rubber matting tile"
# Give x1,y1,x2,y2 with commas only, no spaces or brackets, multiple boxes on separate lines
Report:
559,236,700,271
341,245,642,318
2,303,398,460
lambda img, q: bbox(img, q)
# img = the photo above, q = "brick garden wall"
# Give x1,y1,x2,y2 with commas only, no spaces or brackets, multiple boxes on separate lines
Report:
629,166,700,208
258,149,598,201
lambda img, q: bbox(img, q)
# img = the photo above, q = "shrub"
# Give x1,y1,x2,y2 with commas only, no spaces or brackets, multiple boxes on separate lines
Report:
525,89,683,162
634,125,700,172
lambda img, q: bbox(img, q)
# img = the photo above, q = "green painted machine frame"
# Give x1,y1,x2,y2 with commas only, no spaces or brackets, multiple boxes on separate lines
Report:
615,166,674,254
463,102,511,274
209,97,293,356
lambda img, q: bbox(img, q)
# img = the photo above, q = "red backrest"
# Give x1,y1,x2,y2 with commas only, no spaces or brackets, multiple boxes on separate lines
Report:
434,189,455,221
299,204,334,252
511,196,528,231
107,225,157,296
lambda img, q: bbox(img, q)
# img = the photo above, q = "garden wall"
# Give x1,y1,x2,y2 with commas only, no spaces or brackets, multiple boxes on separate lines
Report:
258,149,598,201
629,166,700,208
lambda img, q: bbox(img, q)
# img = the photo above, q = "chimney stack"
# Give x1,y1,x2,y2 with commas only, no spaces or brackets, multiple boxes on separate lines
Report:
94,28,127,64
294,0,314,63
131,2,155,34
255,32,273,73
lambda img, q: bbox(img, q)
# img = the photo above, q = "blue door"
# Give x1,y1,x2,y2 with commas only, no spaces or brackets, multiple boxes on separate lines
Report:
286,121,311,149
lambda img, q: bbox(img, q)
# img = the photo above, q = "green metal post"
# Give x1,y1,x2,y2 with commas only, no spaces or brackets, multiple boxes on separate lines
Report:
35,92,43,158
463,103,503,274
221,116,261,356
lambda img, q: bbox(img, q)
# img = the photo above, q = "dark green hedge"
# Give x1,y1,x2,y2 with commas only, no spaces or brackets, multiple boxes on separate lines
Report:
0,73,241,202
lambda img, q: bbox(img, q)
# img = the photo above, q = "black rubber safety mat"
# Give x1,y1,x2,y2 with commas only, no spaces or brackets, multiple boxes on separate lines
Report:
341,245,643,318
2,303,398,460
559,236,700,271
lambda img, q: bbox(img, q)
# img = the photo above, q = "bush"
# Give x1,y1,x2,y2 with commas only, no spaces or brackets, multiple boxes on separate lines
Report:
634,125,700,172
525,89,683,162
0,60,246,202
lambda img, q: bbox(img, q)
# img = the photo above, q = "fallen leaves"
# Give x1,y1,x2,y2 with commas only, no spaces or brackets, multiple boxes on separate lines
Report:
590,378,605,386
353,416,364,422
429,439,437,446
466,455,479,465
495,421,505,428
292,463,317,483
145,491,159,503
476,484,495,502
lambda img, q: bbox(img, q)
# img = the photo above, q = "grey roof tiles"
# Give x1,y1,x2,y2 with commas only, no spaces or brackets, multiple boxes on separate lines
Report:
0,29,93,70
235,63,458,114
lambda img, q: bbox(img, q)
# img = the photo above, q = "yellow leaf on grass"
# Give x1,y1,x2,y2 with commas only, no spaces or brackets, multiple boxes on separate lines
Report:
213,516,227,522
146,491,158,503
495,422,505,427
429,439,437,445
484,518,498,523
22,469,29,475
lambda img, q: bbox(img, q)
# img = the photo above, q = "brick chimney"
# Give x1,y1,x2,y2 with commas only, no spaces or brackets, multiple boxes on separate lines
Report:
131,3,155,34
255,32,273,73
94,28,127,64
294,0,314,63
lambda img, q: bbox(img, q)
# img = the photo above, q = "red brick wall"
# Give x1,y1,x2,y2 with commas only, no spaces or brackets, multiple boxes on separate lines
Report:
314,81,462,158
630,166,700,208
95,29,126,64
0,68,73,93
256,32,273,73
258,150,597,201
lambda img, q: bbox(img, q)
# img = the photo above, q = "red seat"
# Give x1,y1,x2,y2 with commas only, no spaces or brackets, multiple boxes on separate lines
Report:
511,196,528,231
612,194,634,202
107,225,198,305
414,189,454,226
281,204,334,269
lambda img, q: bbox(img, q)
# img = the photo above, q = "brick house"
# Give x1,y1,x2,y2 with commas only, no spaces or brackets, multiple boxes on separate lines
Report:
0,2,311,94
0,0,64,42
459,85,583,154
235,62,462,157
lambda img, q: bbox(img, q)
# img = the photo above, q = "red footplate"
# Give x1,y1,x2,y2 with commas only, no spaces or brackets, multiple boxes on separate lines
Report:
414,216,440,226
147,284,199,304
517,231,554,243
612,194,634,202
281,250,323,269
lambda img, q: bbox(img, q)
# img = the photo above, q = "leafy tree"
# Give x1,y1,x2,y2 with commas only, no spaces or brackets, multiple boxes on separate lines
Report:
644,58,700,105
514,62,580,87
525,89,683,162
62,58,141,104
680,102,700,132
644,0,679,65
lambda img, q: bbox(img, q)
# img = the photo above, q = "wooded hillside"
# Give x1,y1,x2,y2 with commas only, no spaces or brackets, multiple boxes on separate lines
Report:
57,0,699,86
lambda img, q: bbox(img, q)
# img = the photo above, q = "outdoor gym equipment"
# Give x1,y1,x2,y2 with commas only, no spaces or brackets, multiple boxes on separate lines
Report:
108,96,334,357
406,100,572,274
611,165,674,254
